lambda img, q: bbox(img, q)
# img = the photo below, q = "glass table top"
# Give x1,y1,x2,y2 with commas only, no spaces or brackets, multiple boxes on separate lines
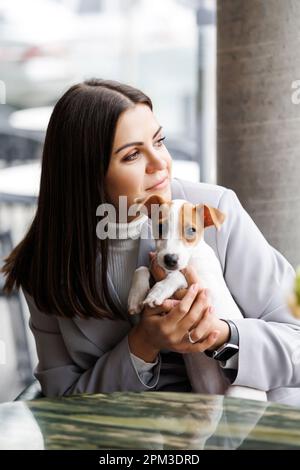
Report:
1,391,300,450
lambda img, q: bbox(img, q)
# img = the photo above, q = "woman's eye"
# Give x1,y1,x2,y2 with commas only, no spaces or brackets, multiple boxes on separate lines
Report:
154,136,166,148
123,151,139,162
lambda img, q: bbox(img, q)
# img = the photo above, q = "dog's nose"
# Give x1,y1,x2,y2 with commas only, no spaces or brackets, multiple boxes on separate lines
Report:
164,253,179,268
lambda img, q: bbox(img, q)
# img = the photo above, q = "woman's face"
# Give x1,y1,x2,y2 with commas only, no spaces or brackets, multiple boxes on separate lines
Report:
105,104,172,221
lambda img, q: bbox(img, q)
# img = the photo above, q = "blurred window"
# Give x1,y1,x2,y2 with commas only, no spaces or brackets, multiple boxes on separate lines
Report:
78,0,104,14
0,0,216,177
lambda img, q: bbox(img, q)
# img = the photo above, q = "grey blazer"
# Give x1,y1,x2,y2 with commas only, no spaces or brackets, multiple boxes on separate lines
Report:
24,178,300,406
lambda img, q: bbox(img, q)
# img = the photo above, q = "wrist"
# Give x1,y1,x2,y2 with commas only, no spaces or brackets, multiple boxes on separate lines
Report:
128,324,160,363
207,318,230,351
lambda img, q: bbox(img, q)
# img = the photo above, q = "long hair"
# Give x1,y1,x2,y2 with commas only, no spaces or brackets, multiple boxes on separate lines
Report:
1,79,152,319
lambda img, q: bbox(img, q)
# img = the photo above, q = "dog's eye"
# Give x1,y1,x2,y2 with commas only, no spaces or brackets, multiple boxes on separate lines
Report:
185,227,196,238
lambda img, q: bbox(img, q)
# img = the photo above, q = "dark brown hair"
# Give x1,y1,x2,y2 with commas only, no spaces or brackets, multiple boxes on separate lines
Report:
1,79,152,320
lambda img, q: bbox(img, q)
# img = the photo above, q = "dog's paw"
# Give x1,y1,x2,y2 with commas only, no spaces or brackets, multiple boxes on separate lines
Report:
128,296,143,315
127,290,145,315
143,285,168,308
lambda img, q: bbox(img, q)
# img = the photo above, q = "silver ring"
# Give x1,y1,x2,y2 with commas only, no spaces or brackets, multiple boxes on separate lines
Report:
188,330,197,344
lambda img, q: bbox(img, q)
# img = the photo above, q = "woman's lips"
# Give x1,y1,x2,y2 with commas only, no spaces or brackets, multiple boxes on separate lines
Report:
146,176,168,191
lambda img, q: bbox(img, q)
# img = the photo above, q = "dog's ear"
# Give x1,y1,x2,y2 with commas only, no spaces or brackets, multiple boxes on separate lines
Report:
133,194,169,218
203,205,226,230
195,204,226,230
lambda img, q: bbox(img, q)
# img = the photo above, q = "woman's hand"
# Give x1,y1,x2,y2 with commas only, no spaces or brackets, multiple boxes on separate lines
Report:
147,251,230,352
128,281,228,361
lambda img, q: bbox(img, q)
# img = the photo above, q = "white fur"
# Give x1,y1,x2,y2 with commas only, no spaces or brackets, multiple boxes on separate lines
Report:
127,267,151,315
127,199,267,402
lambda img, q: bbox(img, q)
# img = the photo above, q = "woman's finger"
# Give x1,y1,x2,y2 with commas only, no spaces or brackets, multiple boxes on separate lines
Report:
169,283,200,322
169,266,200,301
173,266,198,299
188,330,220,353
186,306,214,343
179,288,210,332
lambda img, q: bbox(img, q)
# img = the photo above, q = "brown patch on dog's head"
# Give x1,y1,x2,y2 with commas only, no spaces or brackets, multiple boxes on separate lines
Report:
179,202,226,246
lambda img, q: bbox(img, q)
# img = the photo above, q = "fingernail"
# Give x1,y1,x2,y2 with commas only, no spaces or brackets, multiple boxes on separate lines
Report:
209,306,215,314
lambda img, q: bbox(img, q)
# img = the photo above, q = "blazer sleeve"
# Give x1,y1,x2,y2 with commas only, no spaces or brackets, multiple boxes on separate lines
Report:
217,189,300,391
25,292,161,397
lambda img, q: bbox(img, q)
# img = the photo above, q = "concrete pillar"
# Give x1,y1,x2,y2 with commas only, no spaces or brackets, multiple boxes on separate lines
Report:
217,0,300,268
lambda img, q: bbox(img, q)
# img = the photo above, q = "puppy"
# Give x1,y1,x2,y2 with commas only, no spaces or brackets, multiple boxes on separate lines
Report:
127,194,267,402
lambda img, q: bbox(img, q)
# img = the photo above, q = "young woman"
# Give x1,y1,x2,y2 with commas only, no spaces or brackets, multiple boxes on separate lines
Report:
2,79,300,405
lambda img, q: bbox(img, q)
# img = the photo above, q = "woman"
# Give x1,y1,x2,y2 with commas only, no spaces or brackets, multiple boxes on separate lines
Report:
2,79,300,405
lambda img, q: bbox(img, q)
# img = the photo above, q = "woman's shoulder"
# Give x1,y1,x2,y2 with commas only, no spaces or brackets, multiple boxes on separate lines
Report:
22,288,60,330
171,177,232,207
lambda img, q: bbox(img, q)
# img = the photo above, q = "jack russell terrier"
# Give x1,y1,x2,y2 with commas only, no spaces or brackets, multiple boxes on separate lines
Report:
128,194,267,402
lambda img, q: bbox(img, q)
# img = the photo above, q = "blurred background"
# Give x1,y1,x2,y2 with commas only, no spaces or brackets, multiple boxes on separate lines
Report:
0,0,216,401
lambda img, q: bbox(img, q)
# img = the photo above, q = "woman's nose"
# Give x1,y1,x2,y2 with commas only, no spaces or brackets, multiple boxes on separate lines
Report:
146,152,167,173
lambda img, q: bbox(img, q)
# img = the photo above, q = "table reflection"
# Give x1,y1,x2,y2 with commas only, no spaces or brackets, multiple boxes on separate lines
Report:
1,392,300,450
